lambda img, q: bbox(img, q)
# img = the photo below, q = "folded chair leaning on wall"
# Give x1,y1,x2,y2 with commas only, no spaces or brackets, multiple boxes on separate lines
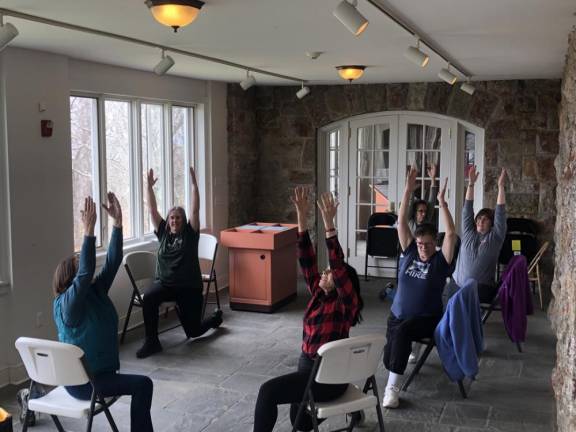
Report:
291,334,387,432
15,337,119,432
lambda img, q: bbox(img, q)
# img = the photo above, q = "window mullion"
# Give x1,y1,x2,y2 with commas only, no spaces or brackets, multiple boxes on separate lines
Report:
164,103,173,213
132,100,142,241
97,95,108,248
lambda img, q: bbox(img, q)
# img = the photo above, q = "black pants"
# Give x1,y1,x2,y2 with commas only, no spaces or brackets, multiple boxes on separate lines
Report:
478,283,499,304
66,372,153,432
383,314,441,375
253,353,348,432
142,280,216,340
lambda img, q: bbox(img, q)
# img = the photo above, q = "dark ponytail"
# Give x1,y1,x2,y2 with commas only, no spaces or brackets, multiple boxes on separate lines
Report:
344,263,364,326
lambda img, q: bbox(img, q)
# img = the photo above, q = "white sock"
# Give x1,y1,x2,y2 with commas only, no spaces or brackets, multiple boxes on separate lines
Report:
386,372,402,389
411,342,422,357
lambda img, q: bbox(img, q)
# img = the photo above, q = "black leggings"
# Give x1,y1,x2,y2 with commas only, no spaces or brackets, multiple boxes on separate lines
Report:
383,314,441,374
142,280,216,340
253,353,348,432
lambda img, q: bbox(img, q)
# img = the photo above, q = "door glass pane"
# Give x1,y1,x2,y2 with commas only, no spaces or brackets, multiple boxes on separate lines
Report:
407,124,423,149
424,126,441,149
357,151,372,177
172,106,188,210
356,179,372,204
355,231,367,256
406,150,423,173
356,205,372,230
376,126,390,150
105,100,133,239
373,180,390,212
142,103,164,234
357,126,373,150
374,152,389,178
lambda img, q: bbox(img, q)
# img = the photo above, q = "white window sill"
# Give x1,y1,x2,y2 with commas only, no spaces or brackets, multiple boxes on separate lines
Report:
95,238,158,266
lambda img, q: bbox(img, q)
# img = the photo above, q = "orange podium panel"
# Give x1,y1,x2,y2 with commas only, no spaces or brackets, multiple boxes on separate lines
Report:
220,222,298,313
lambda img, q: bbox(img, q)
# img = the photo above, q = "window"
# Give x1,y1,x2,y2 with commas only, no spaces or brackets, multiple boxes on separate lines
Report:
70,95,196,251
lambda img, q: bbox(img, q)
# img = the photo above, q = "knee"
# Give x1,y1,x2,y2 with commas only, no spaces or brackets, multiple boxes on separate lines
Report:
136,376,154,398
256,379,276,404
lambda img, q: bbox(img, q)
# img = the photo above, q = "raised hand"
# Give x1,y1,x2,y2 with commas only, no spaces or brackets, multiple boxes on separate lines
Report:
81,196,97,237
437,178,448,206
189,166,198,185
317,192,339,231
406,165,418,192
498,168,507,188
427,163,437,181
147,169,158,189
102,192,122,228
468,165,479,185
290,186,311,215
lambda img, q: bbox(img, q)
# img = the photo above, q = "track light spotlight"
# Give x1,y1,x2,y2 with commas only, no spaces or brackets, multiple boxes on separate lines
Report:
240,71,256,90
153,50,175,75
333,0,369,36
404,41,429,68
460,81,475,95
438,67,457,85
296,83,311,99
0,15,18,52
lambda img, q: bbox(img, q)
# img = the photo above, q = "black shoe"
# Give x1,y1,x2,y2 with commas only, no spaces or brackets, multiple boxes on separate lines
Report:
136,339,162,359
211,309,223,329
17,388,36,427
379,282,394,302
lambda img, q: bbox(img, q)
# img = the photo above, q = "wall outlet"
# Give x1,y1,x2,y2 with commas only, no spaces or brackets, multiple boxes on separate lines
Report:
36,312,44,328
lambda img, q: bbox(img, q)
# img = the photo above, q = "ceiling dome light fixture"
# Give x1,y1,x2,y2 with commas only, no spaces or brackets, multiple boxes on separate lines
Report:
240,70,256,91
333,0,369,36
336,65,365,83
438,65,457,85
296,82,311,99
460,79,475,95
145,0,205,32
0,15,18,52
404,40,429,68
153,49,175,75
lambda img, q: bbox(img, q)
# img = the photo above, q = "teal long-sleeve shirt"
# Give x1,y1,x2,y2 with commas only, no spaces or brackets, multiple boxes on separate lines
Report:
53,226,123,375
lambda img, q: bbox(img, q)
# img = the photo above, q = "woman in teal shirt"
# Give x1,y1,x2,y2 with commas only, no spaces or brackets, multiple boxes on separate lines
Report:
52,194,153,431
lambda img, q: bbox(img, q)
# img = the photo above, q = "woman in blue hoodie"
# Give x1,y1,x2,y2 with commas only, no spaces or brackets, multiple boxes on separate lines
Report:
52,194,153,432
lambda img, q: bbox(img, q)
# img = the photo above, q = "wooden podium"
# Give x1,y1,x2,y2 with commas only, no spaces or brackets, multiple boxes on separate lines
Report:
220,223,298,312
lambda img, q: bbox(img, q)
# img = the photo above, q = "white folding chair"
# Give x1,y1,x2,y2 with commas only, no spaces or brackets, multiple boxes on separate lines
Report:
199,233,221,319
15,337,119,432
527,241,549,310
120,251,180,343
291,334,386,432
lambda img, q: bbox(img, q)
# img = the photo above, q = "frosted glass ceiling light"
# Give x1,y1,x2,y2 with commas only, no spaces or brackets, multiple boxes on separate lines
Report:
336,65,365,82
460,80,475,95
153,50,175,75
240,71,256,90
296,83,311,99
404,40,429,67
438,66,457,85
0,15,18,51
333,0,369,36
145,0,204,32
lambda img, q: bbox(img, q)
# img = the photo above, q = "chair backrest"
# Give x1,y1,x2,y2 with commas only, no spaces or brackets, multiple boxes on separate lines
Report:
367,212,397,227
507,218,538,235
198,233,218,262
315,334,386,384
498,233,539,266
527,241,550,274
15,337,89,387
123,251,156,288
366,226,399,258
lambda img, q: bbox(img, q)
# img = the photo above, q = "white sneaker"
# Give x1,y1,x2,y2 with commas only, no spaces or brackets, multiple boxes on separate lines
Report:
408,352,418,364
382,385,400,409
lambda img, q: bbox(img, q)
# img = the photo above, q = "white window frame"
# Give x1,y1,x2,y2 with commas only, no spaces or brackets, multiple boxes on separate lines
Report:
0,64,12,292
70,92,201,254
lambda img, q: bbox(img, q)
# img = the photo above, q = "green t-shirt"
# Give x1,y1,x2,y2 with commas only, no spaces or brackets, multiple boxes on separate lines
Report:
155,219,202,289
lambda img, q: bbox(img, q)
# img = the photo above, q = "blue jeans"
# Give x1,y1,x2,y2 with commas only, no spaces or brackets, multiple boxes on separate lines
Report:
66,372,153,432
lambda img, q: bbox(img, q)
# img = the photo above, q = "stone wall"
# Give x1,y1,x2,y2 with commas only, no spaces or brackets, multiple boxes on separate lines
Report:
550,29,576,432
227,79,561,290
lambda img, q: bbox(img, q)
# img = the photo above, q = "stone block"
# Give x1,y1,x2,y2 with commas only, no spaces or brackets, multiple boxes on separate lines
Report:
406,82,427,111
424,82,451,114
469,91,499,127
363,84,387,113
487,119,520,140
515,94,537,113
484,140,498,167
537,130,560,154
519,112,548,130
523,158,538,179
387,83,409,110
508,193,539,216
324,85,350,120
447,88,473,120
486,80,521,96
520,130,538,154
537,156,557,182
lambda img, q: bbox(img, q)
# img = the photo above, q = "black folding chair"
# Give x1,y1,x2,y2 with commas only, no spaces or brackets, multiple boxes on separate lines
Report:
364,212,399,281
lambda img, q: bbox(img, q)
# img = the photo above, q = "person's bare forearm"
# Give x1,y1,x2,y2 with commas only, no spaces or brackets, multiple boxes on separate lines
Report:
465,181,474,201
190,173,200,231
497,185,506,205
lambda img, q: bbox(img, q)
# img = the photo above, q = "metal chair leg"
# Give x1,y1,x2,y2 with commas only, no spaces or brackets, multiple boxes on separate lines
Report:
457,380,467,399
120,293,136,344
402,343,434,391
516,342,523,353
102,404,119,432
214,271,221,310
21,409,33,432
370,376,386,432
51,415,66,432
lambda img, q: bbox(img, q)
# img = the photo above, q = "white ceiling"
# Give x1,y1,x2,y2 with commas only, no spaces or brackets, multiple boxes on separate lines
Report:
1,0,575,85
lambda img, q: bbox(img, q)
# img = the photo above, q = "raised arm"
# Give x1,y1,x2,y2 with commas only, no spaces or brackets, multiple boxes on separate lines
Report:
146,169,163,232
462,165,479,236
398,167,417,251
494,168,508,238
426,164,438,222
438,178,457,264
59,197,97,326
95,192,123,293
189,167,200,232
497,168,507,206
290,186,319,292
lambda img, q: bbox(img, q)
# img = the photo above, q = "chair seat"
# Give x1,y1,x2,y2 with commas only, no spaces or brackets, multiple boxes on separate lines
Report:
314,384,377,419
28,386,116,419
202,273,213,281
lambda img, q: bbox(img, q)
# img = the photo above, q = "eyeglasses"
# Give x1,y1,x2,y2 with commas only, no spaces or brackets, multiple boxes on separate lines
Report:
416,241,435,249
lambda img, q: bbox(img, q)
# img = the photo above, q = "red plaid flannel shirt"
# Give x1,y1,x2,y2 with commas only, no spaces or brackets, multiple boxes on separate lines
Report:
298,230,359,357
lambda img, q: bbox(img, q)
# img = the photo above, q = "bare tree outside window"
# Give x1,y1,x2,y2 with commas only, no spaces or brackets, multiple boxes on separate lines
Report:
142,103,164,234
172,106,189,209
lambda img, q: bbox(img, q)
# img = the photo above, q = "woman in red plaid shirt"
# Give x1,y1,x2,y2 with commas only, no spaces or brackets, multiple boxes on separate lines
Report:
253,187,364,432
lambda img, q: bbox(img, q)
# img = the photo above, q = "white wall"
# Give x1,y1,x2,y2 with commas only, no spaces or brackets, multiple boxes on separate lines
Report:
0,47,228,387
